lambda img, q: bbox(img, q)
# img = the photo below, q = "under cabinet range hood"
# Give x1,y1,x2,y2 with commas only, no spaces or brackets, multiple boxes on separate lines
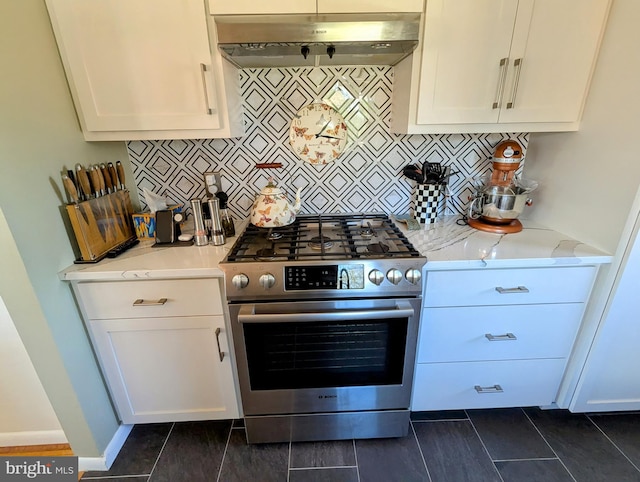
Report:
213,13,421,68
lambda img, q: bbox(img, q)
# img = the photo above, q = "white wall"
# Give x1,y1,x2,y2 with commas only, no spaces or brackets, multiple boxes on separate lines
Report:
0,1,134,455
524,0,640,255
0,295,65,446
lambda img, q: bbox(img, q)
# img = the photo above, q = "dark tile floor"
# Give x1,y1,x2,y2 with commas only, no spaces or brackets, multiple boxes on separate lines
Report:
81,408,640,482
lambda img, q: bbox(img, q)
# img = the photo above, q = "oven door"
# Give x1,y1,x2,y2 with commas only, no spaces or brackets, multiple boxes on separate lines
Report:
229,297,421,416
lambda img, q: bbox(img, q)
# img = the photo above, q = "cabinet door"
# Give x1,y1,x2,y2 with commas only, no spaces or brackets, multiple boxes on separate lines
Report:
499,0,611,123
209,0,315,14
319,0,424,13
416,0,518,124
91,316,239,424
47,0,220,133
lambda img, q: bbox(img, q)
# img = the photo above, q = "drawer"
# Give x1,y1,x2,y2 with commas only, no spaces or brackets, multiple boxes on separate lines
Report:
417,303,584,363
423,266,597,307
411,359,566,411
76,278,223,319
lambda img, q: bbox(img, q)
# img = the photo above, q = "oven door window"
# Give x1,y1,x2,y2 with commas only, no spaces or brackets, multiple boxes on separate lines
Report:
243,318,408,391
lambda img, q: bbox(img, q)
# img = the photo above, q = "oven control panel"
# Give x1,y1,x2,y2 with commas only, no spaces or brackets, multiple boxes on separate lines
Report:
285,265,365,290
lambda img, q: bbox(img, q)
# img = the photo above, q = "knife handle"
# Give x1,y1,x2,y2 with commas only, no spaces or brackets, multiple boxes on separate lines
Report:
107,162,119,191
116,161,126,190
100,163,112,194
76,165,92,200
62,174,79,204
89,166,102,197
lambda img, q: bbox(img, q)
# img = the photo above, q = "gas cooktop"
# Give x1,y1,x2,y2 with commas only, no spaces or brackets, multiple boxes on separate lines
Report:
224,213,421,263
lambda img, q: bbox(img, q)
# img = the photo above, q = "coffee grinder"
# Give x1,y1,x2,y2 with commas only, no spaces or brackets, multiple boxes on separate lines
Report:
468,140,536,234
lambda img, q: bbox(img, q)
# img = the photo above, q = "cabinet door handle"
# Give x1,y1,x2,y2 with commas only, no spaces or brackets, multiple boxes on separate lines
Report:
495,286,529,294
133,298,167,306
474,384,503,394
506,58,523,109
492,57,509,109
485,333,517,341
215,327,225,362
199,63,215,115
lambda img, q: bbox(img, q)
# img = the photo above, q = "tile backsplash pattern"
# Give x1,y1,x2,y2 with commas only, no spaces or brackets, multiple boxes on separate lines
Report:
127,66,528,220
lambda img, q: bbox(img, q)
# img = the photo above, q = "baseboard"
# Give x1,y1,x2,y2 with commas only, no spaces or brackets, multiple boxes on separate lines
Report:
78,424,133,472
0,430,67,447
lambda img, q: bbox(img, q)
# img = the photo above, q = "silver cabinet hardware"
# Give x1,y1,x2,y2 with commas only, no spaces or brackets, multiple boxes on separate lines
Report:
199,63,214,115
485,333,517,341
493,57,509,109
214,327,225,362
495,286,530,294
474,384,504,394
133,298,167,306
506,58,523,109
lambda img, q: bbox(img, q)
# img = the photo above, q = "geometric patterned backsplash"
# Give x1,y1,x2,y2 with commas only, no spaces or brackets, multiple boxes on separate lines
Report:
127,66,529,220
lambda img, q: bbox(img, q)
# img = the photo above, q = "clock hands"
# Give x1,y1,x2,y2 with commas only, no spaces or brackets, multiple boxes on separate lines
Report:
315,119,332,138
316,134,344,140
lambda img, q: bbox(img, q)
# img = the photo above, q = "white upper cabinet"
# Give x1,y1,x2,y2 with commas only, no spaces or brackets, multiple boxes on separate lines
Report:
46,0,243,141
392,0,611,134
209,0,423,15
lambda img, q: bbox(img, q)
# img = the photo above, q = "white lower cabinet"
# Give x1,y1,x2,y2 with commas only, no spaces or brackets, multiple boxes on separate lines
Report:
412,266,598,411
73,278,240,424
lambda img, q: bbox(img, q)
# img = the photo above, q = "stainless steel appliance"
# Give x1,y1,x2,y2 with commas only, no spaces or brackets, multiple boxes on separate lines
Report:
220,213,426,443
213,13,420,68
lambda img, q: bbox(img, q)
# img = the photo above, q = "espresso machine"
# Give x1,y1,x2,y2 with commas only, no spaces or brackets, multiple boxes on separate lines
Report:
468,140,538,234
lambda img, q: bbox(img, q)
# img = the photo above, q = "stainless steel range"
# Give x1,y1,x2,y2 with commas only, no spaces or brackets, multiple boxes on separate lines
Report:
220,213,426,443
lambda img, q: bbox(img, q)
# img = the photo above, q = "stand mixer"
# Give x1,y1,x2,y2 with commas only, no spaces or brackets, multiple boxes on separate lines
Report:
468,140,537,234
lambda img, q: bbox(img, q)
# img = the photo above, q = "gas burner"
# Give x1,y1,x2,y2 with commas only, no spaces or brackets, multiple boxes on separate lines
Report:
367,242,389,254
360,222,375,237
265,229,284,241
309,235,334,251
256,246,277,260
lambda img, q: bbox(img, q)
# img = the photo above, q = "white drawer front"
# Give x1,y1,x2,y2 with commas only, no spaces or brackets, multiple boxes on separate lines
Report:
417,303,584,363
423,266,597,307
411,359,566,411
77,279,223,319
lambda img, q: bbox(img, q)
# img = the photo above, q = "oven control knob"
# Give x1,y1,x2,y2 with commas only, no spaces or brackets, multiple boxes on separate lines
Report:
232,273,249,289
386,268,403,285
368,269,384,286
405,268,422,285
259,273,276,289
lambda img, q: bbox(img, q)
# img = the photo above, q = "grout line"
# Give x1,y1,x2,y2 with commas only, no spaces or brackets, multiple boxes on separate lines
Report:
352,439,361,482
587,414,640,474
410,420,433,482
286,440,291,482
464,410,506,482
521,408,578,482
289,466,359,471
411,418,470,423
146,422,174,482
215,421,235,482
492,457,559,463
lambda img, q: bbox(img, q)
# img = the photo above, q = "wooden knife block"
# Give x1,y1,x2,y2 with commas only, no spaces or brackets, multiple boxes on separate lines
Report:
66,190,136,262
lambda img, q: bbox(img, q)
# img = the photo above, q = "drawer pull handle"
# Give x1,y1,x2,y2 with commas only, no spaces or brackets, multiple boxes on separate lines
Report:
495,286,529,294
133,298,168,306
474,384,503,394
215,327,225,362
485,333,517,341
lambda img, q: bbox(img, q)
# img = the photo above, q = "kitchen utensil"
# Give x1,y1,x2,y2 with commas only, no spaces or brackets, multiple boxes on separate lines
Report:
76,164,92,200
62,174,79,203
100,164,113,194
116,161,126,190
250,178,302,228
108,162,119,191
190,198,208,246
207,198,226,246
402,164,424,183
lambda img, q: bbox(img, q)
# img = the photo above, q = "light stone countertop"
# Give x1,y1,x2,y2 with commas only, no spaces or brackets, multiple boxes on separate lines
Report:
400,215,612,270
59,216,612,281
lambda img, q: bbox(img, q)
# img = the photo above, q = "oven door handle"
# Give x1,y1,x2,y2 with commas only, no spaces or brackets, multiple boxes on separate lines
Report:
237,301,415,324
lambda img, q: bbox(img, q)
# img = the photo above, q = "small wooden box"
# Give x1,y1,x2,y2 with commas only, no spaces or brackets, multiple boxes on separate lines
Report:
66,191,136,262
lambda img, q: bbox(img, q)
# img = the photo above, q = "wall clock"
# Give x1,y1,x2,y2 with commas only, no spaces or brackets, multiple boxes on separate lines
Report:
289,103,348,165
